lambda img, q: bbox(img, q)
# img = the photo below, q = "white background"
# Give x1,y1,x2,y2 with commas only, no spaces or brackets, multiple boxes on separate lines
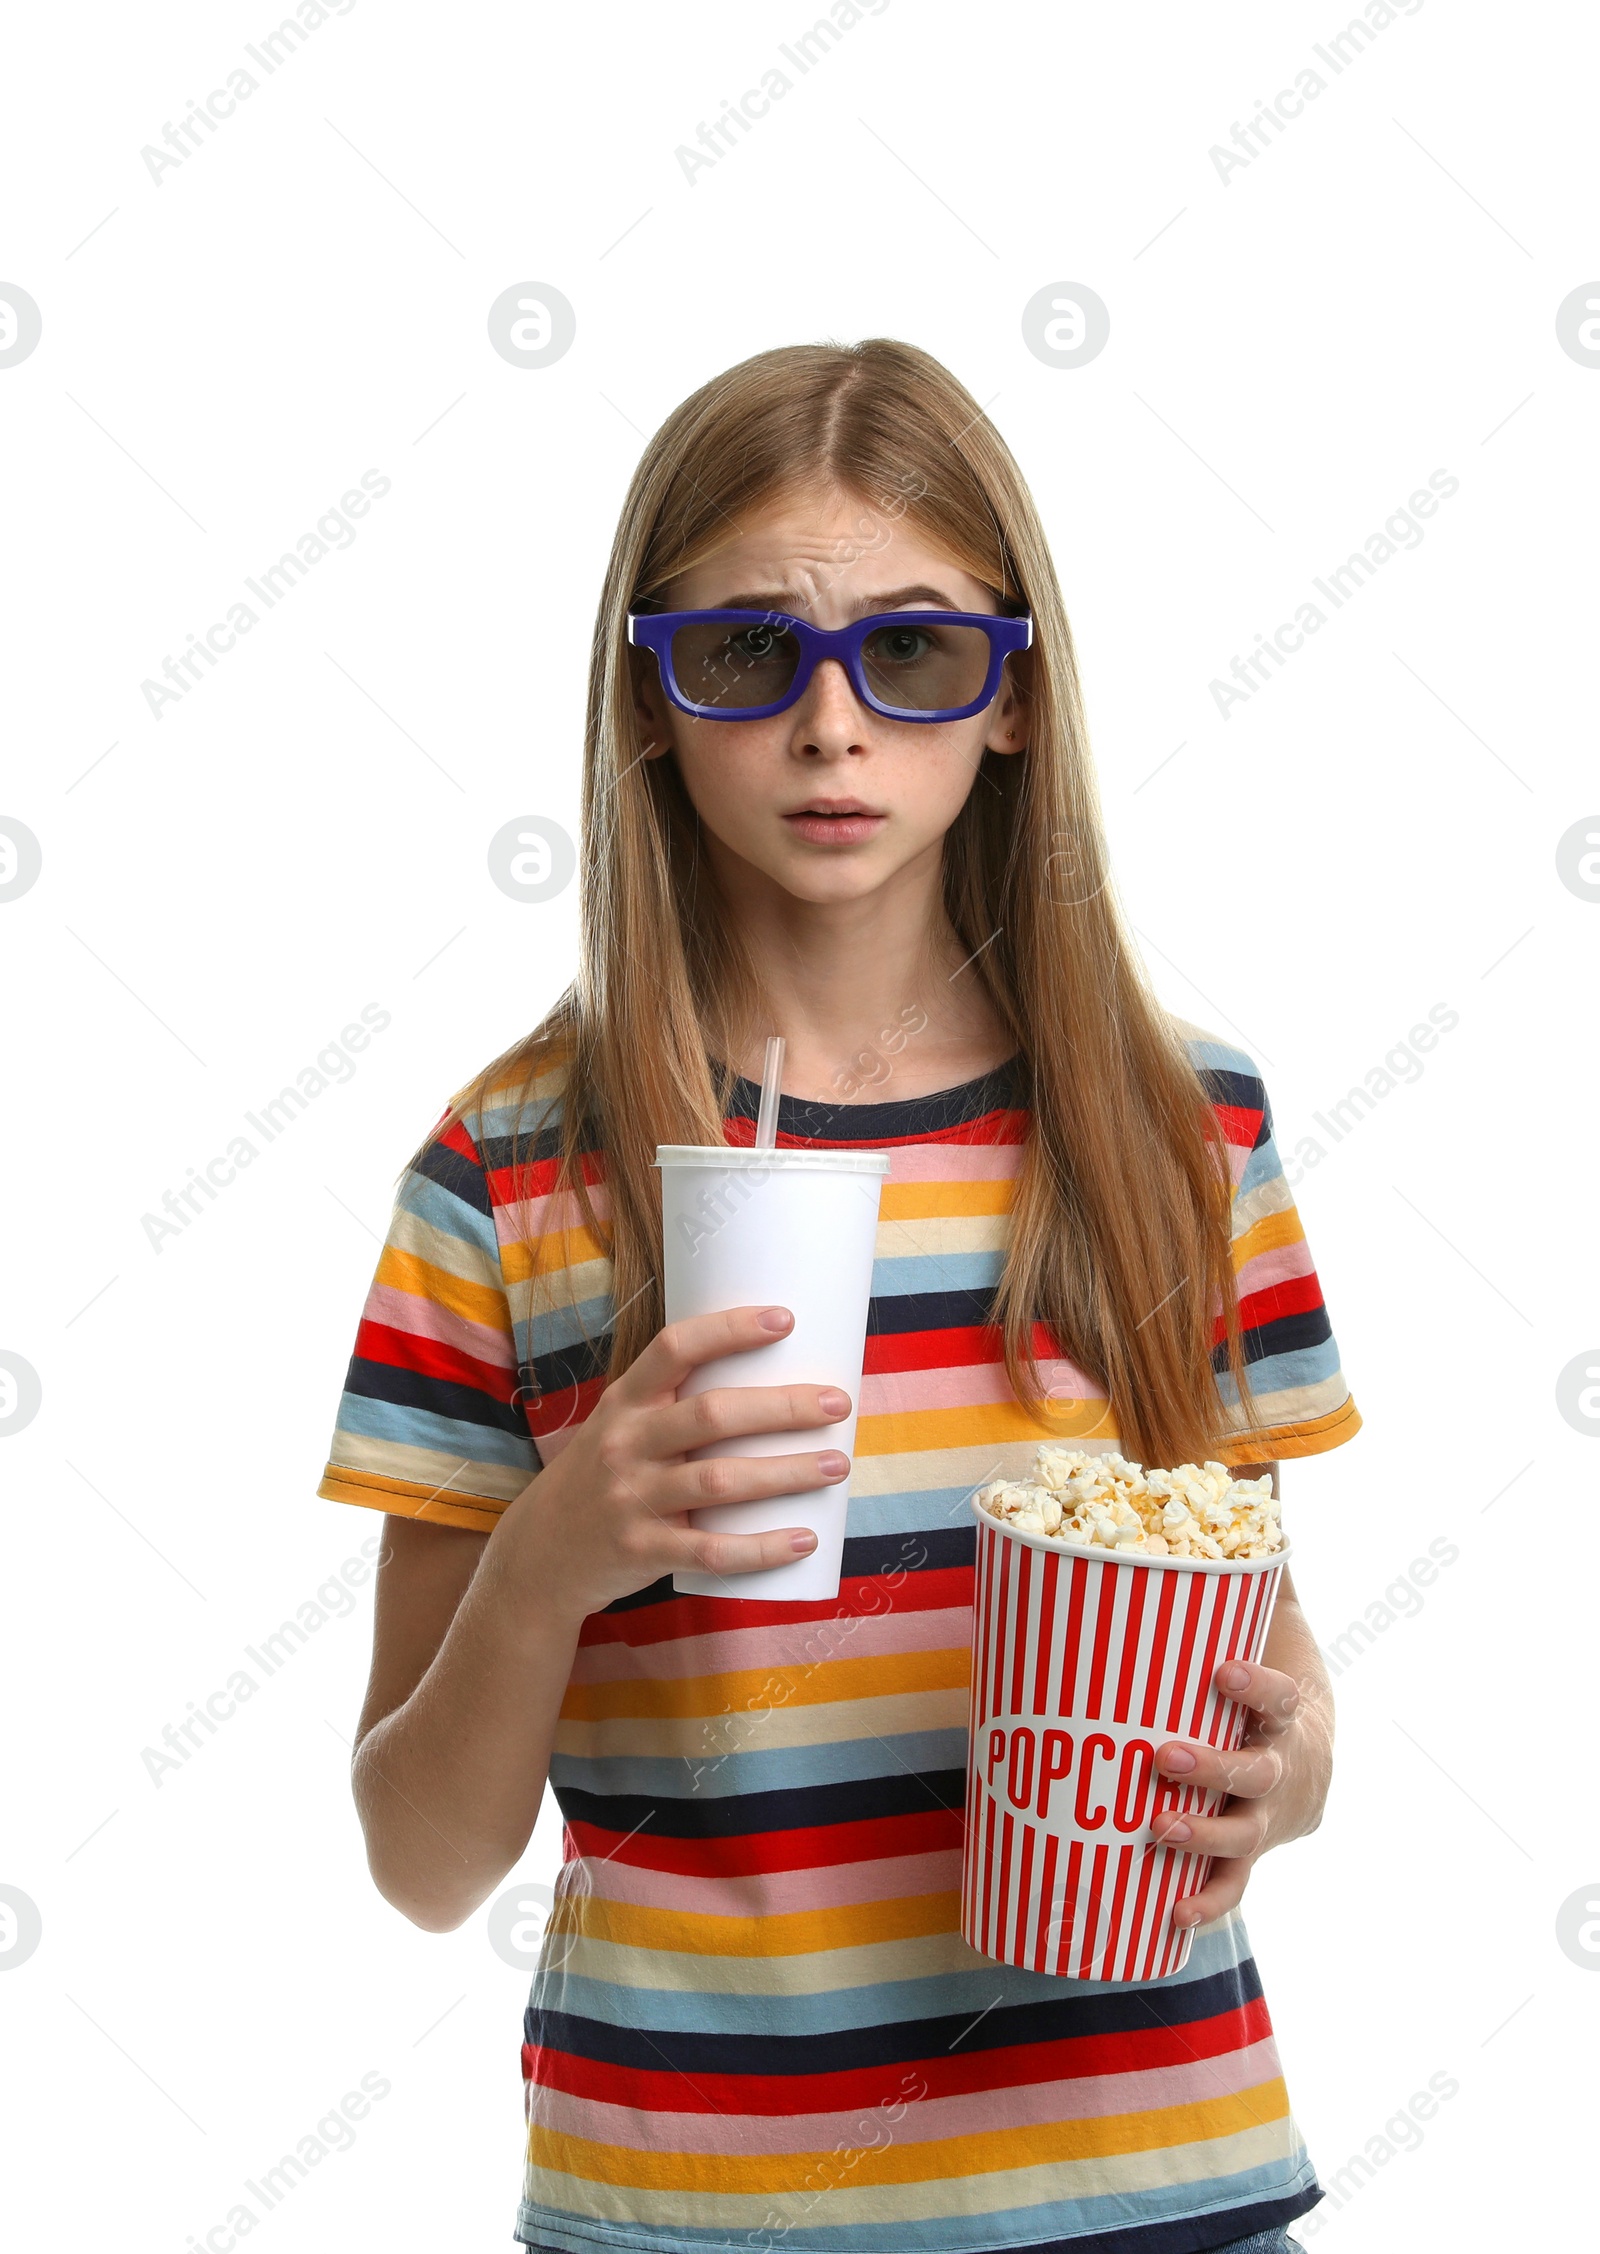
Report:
2,1,1594,2246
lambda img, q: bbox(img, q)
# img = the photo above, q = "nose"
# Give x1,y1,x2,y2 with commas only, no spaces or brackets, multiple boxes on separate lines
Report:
789,656,869,757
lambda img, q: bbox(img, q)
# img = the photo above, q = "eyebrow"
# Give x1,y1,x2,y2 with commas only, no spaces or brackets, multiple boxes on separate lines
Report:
705,582,967,617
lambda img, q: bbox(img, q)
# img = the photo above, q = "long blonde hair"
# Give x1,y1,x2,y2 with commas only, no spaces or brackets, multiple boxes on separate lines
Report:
441,339,1256,1467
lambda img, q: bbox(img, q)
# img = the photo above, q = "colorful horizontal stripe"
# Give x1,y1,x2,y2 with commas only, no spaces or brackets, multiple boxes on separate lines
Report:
318,1020,1357,2250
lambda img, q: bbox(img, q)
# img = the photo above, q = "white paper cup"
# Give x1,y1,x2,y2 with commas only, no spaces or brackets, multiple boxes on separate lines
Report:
657,1144,891,1602
963,1495,1289,1981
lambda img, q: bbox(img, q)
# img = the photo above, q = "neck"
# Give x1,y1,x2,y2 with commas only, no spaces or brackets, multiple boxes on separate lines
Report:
710,838,1012,1106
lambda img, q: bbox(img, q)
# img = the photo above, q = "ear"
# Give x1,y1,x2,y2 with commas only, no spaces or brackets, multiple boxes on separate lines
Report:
628,645,674,760
982,647,1032,757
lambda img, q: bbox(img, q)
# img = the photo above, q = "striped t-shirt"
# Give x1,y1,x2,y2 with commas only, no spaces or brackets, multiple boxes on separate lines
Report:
318,1025,1360,2254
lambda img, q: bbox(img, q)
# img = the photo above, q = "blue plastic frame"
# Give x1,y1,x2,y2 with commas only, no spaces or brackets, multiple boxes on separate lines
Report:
626,607,1033,722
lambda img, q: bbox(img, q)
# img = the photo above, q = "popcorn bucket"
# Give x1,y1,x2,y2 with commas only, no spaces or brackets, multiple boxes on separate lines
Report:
962,1496,1288,1982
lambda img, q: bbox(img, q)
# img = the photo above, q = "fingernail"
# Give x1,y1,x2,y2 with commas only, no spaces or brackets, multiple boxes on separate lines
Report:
1221,1662,1250,1693
1173,1905,1200,1928
1161,1819,1192,1844
790,1531,817,1553
1159,1746,1195,1772
817,1451,849,1477
817,1388,850,1417
759,1307,793,1333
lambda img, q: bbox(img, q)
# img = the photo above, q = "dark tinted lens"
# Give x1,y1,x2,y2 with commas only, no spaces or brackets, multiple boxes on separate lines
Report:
668,617,801,711
860,619,994,712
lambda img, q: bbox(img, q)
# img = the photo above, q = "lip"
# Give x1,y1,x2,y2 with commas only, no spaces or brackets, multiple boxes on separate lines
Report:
782,802,887,845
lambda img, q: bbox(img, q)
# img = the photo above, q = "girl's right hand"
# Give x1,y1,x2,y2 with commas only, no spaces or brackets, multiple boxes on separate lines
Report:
500,1305,852,1622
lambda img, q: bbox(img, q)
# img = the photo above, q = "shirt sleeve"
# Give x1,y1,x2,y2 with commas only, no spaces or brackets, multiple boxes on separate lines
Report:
316,1109,541,1533
1190,1031,1363,1464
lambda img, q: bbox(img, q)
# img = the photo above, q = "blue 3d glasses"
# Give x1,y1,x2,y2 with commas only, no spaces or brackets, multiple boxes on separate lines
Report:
627,607,1032,723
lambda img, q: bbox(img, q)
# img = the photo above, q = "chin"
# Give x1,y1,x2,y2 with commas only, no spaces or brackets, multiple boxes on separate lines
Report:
768,851,898,904
699,823,913,906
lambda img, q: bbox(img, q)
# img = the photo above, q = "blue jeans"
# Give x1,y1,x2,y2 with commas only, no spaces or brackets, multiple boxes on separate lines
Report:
518,2233,1302,2253
518,2233,1304,2252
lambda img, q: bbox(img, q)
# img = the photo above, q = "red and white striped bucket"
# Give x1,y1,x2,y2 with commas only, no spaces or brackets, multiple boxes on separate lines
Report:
962,1495,1287,1982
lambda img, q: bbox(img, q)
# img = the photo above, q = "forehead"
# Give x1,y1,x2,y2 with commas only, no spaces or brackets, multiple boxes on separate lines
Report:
661,483,995,615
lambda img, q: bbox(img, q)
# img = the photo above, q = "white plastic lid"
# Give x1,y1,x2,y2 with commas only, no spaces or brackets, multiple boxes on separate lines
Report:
655,1143,892,1175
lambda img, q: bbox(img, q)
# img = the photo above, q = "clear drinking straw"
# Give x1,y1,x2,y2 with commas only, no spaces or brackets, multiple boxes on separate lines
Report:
754,1035,786,1151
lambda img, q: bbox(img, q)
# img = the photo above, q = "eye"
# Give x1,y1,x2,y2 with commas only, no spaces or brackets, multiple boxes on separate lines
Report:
869,624,936,665
733,624,780,660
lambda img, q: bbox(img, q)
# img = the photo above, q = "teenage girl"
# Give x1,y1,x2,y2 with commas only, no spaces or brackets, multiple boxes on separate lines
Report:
320,339,1361,2254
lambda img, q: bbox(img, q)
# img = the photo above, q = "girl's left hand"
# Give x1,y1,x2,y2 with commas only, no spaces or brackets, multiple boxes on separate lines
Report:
1150,1657,1328,1930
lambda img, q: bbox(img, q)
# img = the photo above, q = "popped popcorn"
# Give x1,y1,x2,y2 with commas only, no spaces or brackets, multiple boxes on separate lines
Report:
976,1447,1284,1560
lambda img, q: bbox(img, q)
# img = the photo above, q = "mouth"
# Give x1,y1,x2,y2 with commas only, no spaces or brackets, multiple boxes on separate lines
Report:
782,799,887,845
